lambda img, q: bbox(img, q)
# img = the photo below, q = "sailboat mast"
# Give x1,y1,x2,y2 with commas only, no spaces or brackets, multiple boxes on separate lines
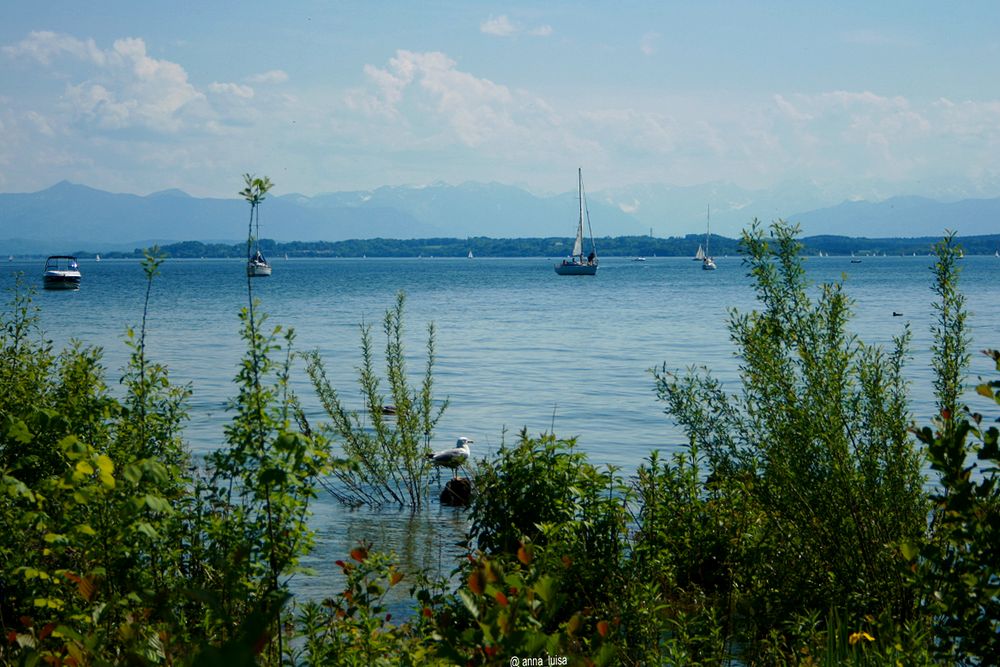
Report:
578,168,584,259
705,205,710,256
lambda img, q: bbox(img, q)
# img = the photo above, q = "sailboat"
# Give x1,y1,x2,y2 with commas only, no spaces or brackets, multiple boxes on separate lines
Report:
554,168,598,276
247,203,272,277
701,205,716,271
693,244,705,261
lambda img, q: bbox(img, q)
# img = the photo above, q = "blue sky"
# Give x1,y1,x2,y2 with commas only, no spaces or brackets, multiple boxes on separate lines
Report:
2,1,999,204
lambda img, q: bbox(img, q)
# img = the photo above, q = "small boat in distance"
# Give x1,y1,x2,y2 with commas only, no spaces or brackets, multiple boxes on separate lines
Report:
702,205,717,271
693,244,705,261
554,168,598,276
247,249,272,277
95,254,101,262
43,255,82,290
242,173,273,277
468,249,474,259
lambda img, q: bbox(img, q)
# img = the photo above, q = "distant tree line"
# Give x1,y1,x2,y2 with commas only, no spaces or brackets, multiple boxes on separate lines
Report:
88,232,1000,260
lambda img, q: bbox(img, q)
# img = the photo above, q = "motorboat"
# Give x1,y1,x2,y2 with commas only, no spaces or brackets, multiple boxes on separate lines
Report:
43,255,82,290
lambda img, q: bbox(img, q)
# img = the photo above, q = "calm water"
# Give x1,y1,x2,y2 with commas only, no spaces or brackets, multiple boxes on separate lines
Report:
4,254,1000,598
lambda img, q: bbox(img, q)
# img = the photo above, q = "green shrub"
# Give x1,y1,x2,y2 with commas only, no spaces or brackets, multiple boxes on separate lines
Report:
305,291,447,508
904,234,1000,665
653,221,927,655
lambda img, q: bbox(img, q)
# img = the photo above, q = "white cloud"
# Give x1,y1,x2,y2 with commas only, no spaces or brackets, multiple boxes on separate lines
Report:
773,94,812,122
480,14,552,38
358,50,520,146
5,32,210,134
481,14,517,37
209,82,255,99
246,69,289,85
3,30,106,66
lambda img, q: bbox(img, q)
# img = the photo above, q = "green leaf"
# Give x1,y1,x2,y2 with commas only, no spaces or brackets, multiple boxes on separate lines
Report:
900,541,920,561
457,589,480,619
143,495,172,513
134,522,159,539
123,463,142,484
4,417,34,444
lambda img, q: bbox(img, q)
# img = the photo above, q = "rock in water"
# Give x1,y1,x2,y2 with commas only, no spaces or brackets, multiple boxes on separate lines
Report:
440,478,472,506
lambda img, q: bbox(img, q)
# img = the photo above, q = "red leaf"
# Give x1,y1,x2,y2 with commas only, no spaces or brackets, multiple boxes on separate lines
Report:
468,570,484,596
517,544,532,565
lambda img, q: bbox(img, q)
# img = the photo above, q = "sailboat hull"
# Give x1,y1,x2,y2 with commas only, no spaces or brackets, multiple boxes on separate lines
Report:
247,261,272,277
554,261,597,276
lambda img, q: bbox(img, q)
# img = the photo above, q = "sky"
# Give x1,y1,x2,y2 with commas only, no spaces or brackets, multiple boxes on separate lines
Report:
2,0,1000,204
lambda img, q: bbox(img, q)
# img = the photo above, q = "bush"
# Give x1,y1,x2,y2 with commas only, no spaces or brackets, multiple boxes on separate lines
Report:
653,221,927,654
306,291,447,508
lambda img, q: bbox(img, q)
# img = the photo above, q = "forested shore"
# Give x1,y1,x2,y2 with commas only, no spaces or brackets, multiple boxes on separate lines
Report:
62,232,1000,260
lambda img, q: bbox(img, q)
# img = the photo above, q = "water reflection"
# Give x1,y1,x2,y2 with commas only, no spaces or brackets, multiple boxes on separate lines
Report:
296,496,471,612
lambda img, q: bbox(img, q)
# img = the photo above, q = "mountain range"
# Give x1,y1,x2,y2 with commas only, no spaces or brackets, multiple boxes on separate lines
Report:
2,180,998,255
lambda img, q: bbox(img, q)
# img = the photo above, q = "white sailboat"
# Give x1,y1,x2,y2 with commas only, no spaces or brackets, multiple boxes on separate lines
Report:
243,174,273,277
693,244,705,261
702,205,716,271
554,168,598,276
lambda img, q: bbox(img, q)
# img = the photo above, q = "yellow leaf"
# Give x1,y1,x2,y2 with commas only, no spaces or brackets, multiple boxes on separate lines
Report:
96,454,114,476
75,461,94,476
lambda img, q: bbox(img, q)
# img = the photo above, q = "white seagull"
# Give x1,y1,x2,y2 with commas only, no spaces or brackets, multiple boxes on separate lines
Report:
427,437,473,477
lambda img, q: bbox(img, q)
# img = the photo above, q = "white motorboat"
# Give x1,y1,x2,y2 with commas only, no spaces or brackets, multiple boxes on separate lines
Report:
43,255,82,290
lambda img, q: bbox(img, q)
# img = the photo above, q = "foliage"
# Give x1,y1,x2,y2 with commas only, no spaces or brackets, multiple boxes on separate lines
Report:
653,220,927,655
294,543,436,666
904,234,1000,664
623,448,734,664
6,216,1000,666
0,245,327,664
465,431,628,663
0,252,197,662
306,291,446,508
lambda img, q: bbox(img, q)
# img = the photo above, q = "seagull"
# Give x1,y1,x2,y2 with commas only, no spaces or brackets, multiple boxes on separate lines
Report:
427,437,473,477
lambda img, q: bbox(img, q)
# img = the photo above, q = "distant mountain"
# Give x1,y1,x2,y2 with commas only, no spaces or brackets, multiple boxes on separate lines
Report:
0,181,440,254
788,196,1000,237
1,180,998,254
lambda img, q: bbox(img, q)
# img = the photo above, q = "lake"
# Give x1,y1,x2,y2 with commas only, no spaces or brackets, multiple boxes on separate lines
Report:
4,253,999,598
